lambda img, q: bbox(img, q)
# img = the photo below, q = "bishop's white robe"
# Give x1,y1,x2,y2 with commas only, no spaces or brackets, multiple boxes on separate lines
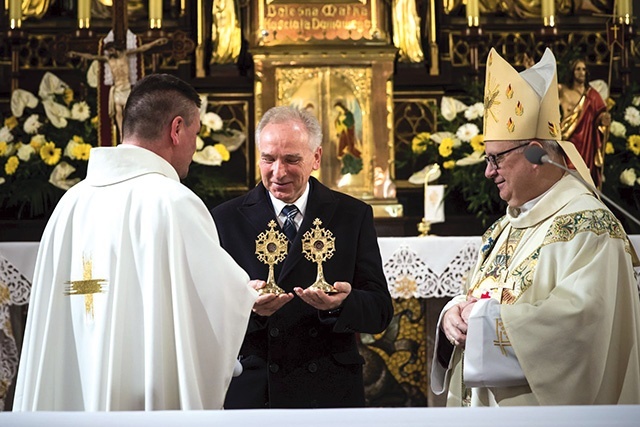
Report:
432,174,640,405
13,145,257,411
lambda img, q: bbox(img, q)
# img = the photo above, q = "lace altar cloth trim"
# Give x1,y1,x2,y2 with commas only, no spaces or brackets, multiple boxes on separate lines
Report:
383,240,479,299
0,255,31,411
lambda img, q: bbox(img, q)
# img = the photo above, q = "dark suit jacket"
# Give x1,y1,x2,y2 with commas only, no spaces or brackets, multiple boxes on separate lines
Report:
211,177,393,408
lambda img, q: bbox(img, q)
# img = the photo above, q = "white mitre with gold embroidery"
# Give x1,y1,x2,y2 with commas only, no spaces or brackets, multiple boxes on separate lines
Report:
484,48,560,140
483,47,595,189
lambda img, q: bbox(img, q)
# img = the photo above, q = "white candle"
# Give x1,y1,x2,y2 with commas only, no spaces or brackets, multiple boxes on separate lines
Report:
78,0,91,29
542,0,555,27
149,0,163,29
429,0,436,41
424,185,445,224
617,0,632,23
423,165,444,224
9,0,22,29
466,0,479,27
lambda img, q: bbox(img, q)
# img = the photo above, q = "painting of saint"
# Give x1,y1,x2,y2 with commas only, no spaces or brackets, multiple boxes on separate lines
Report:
334,100,362,159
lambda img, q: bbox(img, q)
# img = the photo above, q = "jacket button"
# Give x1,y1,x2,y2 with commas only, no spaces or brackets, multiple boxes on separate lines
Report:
308,362,318,373
269,328,280,337
269,363,279,373
308,328,318,337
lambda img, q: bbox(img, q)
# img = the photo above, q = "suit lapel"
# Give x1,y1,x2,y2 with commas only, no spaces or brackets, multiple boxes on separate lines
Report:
238,184,277,236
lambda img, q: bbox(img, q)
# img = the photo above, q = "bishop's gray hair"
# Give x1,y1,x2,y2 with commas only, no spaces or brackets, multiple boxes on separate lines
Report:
538,139,564,162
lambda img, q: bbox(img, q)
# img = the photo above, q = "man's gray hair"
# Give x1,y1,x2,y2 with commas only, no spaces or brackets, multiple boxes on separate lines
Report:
507,139,563,162
255,106,323,150
538,139,564,161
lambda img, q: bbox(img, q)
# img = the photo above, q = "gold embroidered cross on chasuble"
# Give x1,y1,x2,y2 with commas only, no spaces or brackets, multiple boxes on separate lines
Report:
64,255,107,318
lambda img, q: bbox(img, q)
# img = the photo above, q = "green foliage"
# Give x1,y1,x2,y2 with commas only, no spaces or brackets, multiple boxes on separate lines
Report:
340,153,363,175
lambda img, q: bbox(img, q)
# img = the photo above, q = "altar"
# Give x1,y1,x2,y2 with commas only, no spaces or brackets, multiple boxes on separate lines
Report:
2,236,640,409
1,405,639,427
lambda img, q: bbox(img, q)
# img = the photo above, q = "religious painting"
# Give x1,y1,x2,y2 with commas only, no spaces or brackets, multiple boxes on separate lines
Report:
275,66,373,198
328,74,367,190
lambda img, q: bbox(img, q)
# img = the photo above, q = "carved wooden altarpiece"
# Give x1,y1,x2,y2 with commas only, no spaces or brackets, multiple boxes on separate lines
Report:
250,0,402,217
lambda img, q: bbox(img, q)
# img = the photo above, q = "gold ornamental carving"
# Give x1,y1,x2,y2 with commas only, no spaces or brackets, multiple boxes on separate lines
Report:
301,218,338,293
255,220,289,295
255,0,386,46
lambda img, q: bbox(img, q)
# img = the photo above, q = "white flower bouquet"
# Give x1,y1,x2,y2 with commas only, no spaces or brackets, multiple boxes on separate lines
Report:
181,96,247,204
397,89,502,223
0,71,97,219
602,89,640,233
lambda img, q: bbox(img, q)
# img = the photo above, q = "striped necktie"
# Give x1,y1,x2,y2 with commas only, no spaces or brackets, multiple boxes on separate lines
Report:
281,204,299,242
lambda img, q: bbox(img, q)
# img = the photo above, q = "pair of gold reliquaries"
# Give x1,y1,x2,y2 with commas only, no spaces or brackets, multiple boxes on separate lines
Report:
255,218,337,295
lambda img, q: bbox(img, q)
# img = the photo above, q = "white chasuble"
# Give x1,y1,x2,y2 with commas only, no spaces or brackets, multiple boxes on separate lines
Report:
13,145,257,411
432,174,640,406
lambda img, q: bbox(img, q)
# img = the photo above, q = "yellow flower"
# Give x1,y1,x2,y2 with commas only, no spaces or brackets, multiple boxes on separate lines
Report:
30,135,45,150
5,155,19,175
40,141,62,166
214,143,230,161
4,116,18,130
0,141,7,156
72,143,91,161
411,132,431,154
91,116,99,128
443,160,456,169
605,142,614,155
63,88,74,105
199,126,211,138
73,135,85,144
438,137,454,158
627,135,640,156
470,134,485,152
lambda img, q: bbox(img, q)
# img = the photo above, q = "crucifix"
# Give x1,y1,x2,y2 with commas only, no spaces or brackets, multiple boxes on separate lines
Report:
53,0,194,145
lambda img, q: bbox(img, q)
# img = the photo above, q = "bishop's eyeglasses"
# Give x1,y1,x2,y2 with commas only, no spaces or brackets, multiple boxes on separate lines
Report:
484,142,531,170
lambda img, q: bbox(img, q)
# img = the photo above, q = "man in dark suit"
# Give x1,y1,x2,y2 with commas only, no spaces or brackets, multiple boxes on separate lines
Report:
211,105,393,408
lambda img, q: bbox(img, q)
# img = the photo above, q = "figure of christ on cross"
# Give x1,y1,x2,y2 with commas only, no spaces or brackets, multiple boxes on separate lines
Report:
68,37,168,137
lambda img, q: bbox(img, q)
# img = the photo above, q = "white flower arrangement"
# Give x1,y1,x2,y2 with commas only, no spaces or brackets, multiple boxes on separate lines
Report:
181,96,248,204
192,97,245,168
398,91,502,222
602,87,640,233
624,106,640,127
455,122,480,143
620,168,637,186
0,71,97,219
464,102,484,121
609,120,627,138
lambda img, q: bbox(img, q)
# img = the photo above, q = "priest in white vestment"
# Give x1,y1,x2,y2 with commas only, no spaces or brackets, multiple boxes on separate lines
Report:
12,74,257,411
431,48,640,406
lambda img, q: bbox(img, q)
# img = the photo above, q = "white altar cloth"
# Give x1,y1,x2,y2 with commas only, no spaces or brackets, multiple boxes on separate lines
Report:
0,242,38,282
1,405,639,426
2,237,639,411
379,236,480,298
2,236,638,309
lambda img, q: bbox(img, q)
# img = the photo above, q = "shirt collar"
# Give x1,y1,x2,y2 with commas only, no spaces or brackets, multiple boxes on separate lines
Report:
269,182,310,217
